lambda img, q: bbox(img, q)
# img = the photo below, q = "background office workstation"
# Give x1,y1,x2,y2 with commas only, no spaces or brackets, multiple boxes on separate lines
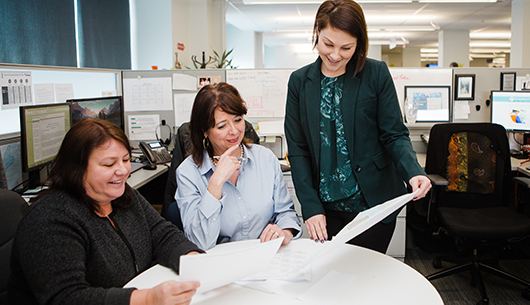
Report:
2,0,530,304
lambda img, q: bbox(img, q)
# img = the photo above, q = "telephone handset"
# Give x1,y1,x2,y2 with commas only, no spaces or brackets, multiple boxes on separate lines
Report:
139,141,172,165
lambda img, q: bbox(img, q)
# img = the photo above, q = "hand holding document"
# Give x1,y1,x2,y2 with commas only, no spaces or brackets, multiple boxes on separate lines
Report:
290,191,417,272
125,237,284,294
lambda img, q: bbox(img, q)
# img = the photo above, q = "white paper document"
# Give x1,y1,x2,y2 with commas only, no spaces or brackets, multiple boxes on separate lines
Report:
179,237,284,294
290,191,416,272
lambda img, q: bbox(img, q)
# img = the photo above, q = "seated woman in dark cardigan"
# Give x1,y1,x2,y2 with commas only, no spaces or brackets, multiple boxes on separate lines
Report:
8,118,203,305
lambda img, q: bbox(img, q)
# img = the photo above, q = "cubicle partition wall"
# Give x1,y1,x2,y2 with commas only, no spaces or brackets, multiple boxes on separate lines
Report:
0,64,121,191
121,69,226,149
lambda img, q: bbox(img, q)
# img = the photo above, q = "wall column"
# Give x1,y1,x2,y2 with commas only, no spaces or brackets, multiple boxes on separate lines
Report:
438,30,469,68
402,47,421,67
367,44,382,61
511,0,530,67
254,32,264,68
172,0,225,69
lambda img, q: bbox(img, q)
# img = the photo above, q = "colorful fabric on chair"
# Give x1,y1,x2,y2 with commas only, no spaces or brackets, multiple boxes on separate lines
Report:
446,131,496,195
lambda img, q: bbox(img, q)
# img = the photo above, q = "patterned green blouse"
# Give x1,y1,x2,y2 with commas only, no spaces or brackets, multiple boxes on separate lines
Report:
319,74,368,213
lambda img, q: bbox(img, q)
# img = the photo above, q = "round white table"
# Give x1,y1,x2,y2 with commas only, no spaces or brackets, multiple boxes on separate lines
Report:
190,238,443,305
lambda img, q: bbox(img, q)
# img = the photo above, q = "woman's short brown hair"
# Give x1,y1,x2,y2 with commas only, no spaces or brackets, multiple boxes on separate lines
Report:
189,82,250,166
313,0,368,76
45,118,132,212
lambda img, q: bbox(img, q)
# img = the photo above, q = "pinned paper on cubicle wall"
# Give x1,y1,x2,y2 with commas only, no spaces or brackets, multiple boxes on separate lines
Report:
257,120,284,136
123,77,173,111
55,83,74,103
174,93,196,126
128,114,160,141
454,100,470,120
172,73,197,91
34,83,55,104
0,71,33,110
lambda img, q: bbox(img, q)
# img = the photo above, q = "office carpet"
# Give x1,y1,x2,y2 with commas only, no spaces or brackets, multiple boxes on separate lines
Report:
405,244,530,305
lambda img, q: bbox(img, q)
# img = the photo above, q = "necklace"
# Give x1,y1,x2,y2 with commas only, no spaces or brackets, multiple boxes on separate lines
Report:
210,144,244,165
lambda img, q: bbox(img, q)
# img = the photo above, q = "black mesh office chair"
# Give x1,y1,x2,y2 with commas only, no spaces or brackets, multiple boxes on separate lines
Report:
161,120,259,229
424,123,530,305
0,190,27,304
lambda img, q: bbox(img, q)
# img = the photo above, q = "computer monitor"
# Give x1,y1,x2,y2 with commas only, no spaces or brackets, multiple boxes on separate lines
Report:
19,103,72,172
68,96,124,130
490,90,530,132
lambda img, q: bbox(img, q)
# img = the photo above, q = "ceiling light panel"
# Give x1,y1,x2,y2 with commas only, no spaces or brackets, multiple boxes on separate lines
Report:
243,0,412,4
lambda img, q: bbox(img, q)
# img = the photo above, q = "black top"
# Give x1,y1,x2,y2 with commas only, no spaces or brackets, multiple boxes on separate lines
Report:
8,186,202,305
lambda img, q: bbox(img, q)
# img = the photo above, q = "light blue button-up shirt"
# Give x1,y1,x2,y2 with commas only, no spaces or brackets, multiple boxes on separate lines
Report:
176,144,302,250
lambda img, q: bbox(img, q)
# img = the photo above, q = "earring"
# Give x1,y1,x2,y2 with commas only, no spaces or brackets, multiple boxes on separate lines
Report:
203,137,208,149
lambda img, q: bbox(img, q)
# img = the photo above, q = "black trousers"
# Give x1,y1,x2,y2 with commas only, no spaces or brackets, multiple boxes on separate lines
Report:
325,208,397,254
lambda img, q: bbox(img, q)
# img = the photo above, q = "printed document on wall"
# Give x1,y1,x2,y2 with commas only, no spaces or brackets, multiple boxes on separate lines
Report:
123,77,173,111
1,71,32,109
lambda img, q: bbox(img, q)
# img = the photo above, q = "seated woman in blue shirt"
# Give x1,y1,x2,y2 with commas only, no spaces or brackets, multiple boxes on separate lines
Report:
176,82,301,250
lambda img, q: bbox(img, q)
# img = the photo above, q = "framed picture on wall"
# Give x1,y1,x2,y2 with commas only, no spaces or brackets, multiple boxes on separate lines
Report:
500,72,516,91
454,74,475,100
404,85,451,122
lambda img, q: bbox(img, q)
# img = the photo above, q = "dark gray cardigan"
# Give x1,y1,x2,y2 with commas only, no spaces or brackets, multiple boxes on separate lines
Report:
8,186,202,305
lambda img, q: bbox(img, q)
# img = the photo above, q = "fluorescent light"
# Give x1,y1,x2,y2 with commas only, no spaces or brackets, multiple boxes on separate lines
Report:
243,0,412,4
368,26,437,32
418,0,497,2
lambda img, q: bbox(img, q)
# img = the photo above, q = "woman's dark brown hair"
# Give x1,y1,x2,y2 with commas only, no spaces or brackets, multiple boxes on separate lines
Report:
313,0,368,76
43,118,132,213
189,82,250,166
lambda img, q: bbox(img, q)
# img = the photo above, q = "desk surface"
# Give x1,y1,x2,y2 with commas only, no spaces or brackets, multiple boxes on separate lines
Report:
187,239,442,305
127,162,169,189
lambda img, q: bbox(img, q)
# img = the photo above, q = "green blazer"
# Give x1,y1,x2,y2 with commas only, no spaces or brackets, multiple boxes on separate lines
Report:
285,57,426,222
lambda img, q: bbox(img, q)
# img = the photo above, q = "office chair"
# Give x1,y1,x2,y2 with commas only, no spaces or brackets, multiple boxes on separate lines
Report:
424,123,530,305
161,120,259,229
0,190,27,304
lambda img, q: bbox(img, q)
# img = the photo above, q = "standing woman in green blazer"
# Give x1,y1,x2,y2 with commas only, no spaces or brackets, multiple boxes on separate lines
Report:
285,0,431,253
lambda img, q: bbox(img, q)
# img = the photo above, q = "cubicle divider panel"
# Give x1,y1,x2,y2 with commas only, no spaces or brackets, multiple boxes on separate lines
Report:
121,69,226,149
449,67,530,124
0,65,120,136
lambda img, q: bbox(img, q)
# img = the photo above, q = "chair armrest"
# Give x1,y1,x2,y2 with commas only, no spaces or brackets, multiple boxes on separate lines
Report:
428,174,449,186
513,177,530,189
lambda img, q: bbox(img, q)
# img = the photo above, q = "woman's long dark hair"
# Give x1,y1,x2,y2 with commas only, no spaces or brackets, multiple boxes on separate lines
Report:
38,118,133,213
189,82,250,166
313,0,368,76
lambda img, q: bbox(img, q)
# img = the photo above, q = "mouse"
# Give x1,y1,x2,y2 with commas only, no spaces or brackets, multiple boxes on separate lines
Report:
143,163,157,170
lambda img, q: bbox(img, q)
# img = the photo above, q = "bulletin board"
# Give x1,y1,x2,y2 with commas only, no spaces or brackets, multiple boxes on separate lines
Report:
226,69,293,118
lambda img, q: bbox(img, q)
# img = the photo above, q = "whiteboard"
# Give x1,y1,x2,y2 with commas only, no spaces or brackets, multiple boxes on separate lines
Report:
226,69,293,118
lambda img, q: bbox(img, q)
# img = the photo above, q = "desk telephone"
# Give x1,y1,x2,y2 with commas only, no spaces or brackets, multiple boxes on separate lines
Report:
139,141,172,165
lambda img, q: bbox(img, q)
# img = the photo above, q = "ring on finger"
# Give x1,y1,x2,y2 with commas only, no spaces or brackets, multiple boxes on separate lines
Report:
270,229,280,237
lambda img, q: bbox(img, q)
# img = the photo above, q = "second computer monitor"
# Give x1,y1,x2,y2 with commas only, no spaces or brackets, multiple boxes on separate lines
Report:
68,96,124,130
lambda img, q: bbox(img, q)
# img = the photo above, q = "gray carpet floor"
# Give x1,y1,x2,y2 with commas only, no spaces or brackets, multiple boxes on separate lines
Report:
405,244,530,305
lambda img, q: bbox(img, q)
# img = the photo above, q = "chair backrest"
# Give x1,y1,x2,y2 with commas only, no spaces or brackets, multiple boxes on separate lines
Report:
425,123,511,210
161,120,259,220
0,190,27,304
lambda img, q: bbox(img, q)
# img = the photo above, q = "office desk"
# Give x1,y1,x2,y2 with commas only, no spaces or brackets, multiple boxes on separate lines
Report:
127,163,169,189
133,239,443,305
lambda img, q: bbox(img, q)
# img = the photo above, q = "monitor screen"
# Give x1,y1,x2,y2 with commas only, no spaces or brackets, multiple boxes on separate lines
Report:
68,96,124,130
491,91,530,132
20,103,72,172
